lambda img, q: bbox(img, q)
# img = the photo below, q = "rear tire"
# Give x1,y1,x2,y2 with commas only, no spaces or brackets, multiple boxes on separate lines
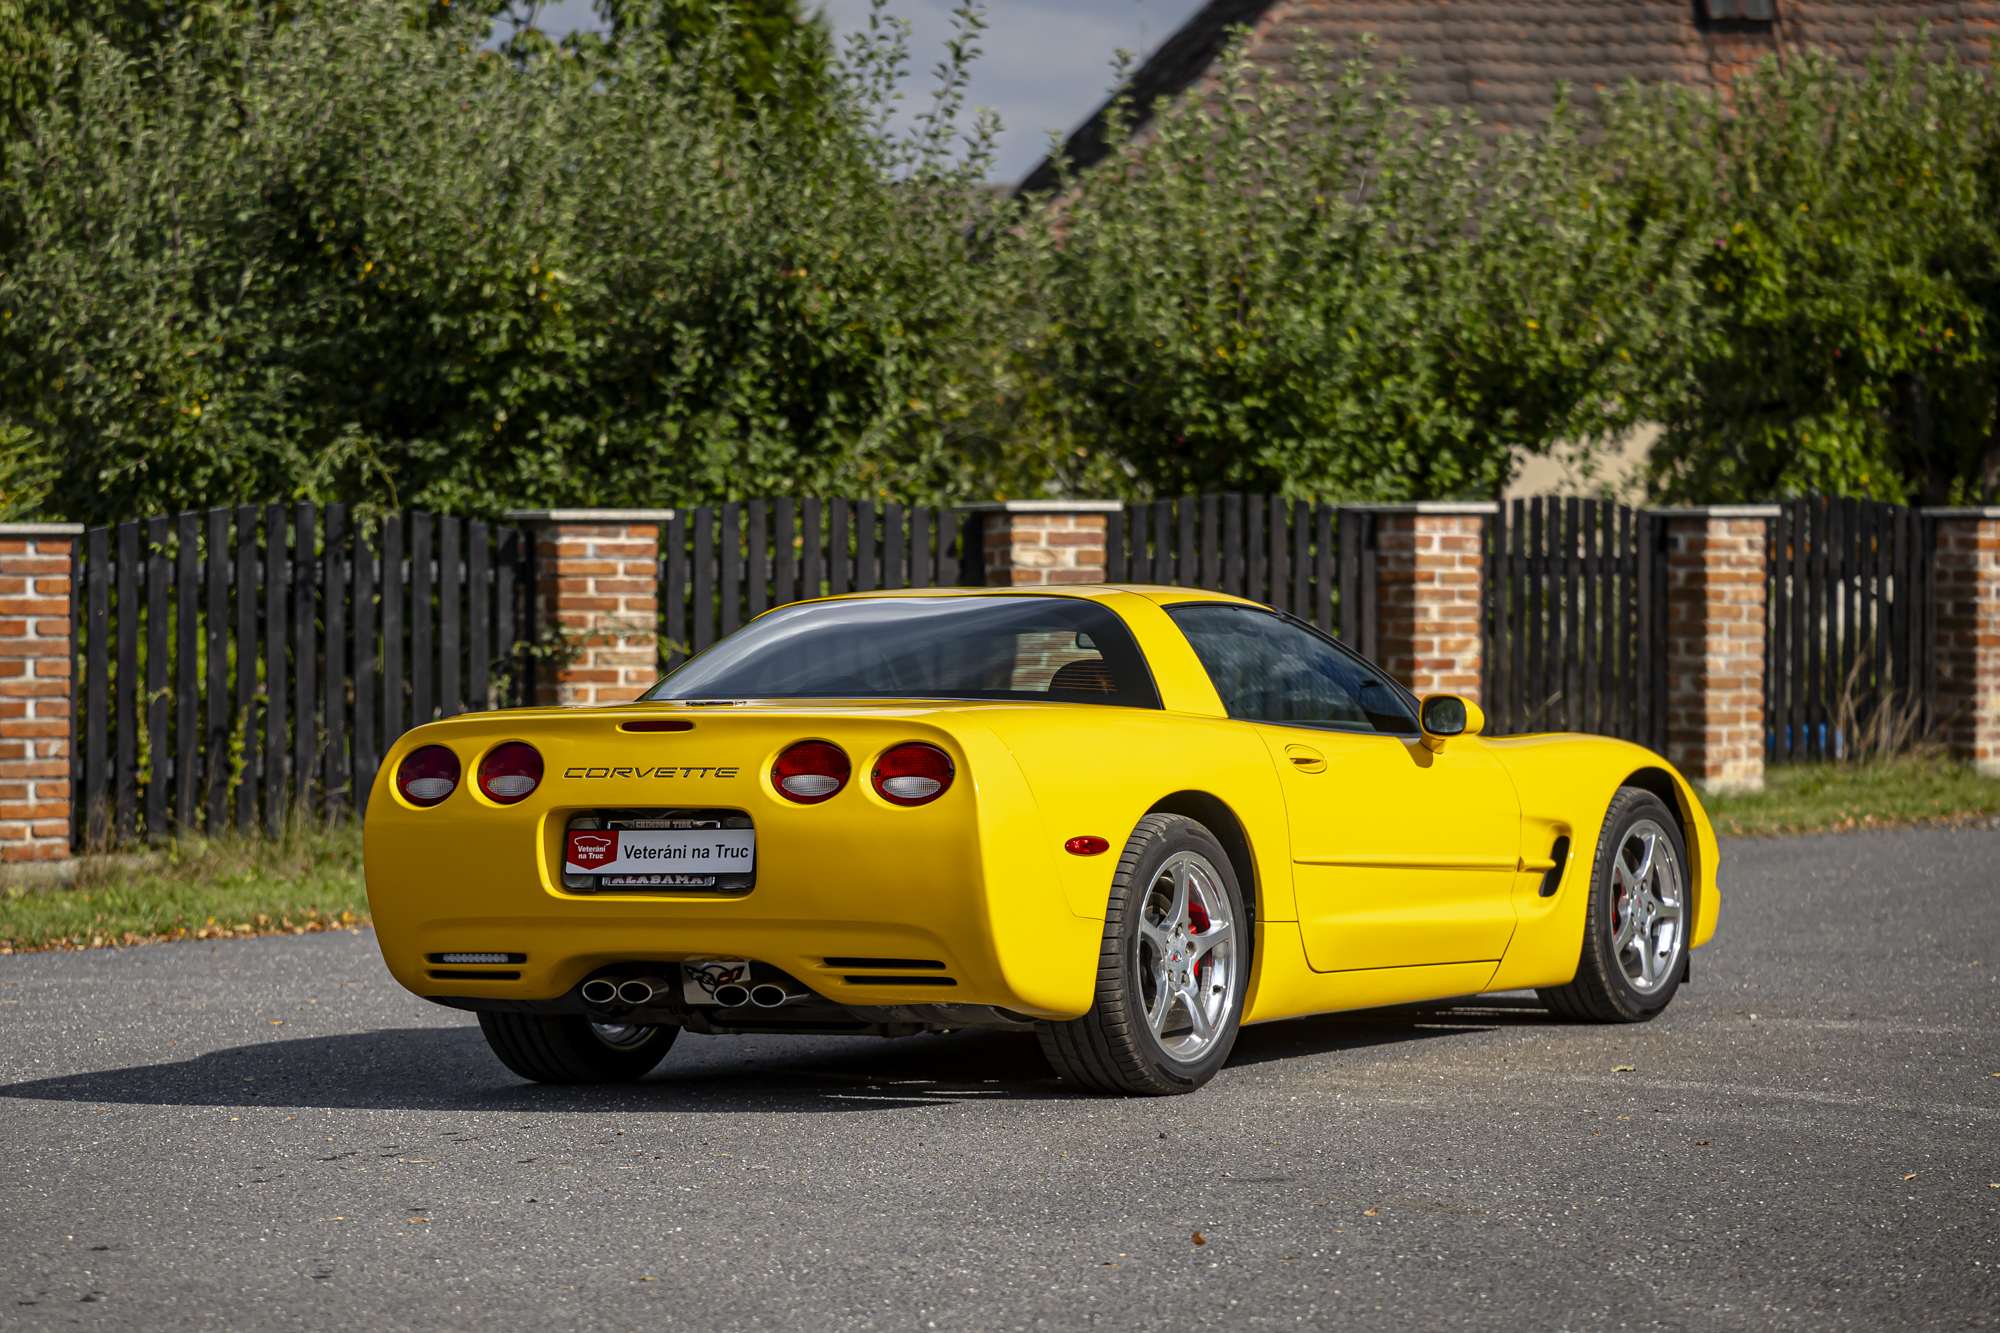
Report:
1538,787,1690,1023
1038,813,1246,1096
477,1012,676,1083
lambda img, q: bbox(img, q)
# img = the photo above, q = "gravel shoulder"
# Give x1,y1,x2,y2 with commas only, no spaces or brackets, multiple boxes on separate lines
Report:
1,827,1995,1331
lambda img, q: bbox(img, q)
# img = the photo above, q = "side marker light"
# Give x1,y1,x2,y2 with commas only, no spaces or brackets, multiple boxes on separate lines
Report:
1065,836,1110,856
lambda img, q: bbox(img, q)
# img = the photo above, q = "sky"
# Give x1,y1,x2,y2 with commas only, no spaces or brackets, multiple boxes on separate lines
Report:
498,0,1213,182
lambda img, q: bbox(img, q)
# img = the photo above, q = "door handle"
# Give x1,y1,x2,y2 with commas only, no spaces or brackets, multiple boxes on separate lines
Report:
1284,745,1326,774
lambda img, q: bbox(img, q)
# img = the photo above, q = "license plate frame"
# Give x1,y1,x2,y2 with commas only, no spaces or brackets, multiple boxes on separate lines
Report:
563,826,756,877
561,809,757,896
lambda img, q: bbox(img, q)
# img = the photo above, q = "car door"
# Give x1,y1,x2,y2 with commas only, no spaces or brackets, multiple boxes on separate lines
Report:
1166,603,1522,972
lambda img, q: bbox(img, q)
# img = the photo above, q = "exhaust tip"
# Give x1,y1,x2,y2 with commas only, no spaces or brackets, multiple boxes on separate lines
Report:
579,978,620,1006
617,979,657,1005
712,983,750,1009
749,984,790,1009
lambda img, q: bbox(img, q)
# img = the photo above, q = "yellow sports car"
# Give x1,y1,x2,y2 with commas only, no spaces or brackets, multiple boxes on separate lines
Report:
363,586,1718,1096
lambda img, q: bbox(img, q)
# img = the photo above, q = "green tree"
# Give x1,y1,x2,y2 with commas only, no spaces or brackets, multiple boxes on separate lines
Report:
1606,38,2000,504
1008,37,1699,502
0,0,1011,523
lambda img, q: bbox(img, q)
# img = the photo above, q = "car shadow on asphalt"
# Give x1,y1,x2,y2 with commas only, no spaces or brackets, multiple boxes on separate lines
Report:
1223,991,1556,1069
0,994,1556,1114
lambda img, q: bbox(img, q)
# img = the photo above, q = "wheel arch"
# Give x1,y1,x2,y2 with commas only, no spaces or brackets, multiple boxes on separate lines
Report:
1620,764,1701,942
1144,790,1258,959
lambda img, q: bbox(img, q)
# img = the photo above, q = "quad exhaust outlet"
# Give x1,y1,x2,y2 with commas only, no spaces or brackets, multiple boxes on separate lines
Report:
580,971,804,1011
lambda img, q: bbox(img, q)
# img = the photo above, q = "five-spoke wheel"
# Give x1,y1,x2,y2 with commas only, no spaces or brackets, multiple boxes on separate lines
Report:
1137,851,1239,1063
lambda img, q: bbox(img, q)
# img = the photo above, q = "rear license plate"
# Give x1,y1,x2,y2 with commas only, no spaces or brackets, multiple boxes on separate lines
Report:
564,828,755,877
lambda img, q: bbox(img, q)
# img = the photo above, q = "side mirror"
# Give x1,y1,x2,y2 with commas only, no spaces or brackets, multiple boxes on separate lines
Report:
1419,694,1485,753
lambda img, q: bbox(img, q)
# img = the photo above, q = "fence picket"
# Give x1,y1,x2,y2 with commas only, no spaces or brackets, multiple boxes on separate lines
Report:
467,521,490,715
113,522,138,843
234,508,258,832
205,509,229,833
354,524,377,814
176,511,200,830
325,505,349,820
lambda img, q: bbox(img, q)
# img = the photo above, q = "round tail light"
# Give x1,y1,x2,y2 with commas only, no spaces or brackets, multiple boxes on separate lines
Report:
478,742,544,804
773,741,849,804
396,745,460,807
872,743,954,806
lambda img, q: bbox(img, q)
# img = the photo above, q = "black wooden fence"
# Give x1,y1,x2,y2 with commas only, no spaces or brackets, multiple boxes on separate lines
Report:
76,491,1943,850
1765,497,1933,763
75,506,530,847
658,500,968,670
1106,497,1379,656
1483,497,1668,747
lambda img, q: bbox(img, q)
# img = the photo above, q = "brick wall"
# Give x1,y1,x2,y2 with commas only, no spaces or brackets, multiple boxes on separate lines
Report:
505,510,671,707
1660,507,1777,794
1369,505,1495,706
969,501,1122,587
0,525,82,863
1927,509,2000,776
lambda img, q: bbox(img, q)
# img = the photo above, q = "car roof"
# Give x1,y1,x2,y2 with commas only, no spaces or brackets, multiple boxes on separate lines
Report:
806,584,1261,609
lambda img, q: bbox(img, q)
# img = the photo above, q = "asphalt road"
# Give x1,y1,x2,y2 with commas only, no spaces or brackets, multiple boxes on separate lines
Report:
2,827,1996,1332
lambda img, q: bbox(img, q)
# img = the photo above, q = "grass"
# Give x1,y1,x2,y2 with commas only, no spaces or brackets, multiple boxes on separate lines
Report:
1698,753,2000,838
0,823,368,954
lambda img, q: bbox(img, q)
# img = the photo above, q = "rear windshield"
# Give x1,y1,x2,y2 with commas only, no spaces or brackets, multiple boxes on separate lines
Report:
645,596,1162,708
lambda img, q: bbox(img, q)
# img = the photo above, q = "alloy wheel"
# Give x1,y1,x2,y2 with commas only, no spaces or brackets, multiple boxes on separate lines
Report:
1135,851,1238,1062
1609,818,1685,995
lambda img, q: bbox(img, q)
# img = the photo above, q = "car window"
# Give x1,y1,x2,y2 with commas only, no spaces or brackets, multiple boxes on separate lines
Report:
646,596,1162,708
1166,603,1419,735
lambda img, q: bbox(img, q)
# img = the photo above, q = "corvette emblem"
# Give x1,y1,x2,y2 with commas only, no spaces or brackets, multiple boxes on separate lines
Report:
561,765,741,779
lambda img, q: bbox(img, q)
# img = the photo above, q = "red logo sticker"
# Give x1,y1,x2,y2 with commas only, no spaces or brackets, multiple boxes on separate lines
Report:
568,831,619,867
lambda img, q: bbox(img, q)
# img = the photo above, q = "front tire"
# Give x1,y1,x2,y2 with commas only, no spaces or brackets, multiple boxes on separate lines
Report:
477,1012,676,1083
1538,787,1691,1023
1038,813,1247,1096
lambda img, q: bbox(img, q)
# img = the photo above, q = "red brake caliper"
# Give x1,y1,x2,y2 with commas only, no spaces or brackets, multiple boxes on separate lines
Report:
1187,898,1212,987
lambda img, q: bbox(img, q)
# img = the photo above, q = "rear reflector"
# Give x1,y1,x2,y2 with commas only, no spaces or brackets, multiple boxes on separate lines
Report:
774,741,850,804
477,742,543,804
872,743,954,807
396,745,460,807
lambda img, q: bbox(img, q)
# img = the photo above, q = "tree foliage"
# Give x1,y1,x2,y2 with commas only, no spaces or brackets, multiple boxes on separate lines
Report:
1009,40,1696,501
1,4,1996,524
1607,39,2000,505
0,0,1008,523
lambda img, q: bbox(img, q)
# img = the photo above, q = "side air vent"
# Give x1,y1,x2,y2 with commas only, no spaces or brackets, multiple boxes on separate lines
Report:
824,957,946,970
426,969,522,981
842,975,956,987
428,952,527,964
1539,836,1572,898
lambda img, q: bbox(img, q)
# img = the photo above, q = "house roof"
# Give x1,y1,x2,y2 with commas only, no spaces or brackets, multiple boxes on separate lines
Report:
1015,0,2000,195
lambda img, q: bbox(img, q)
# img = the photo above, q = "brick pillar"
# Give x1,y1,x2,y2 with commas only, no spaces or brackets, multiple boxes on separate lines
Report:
1657,505,1777,795
965,501,1122,586
1368,503,1496,705
0,523,82,864
1925,507,2000,777
503,509,670,707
